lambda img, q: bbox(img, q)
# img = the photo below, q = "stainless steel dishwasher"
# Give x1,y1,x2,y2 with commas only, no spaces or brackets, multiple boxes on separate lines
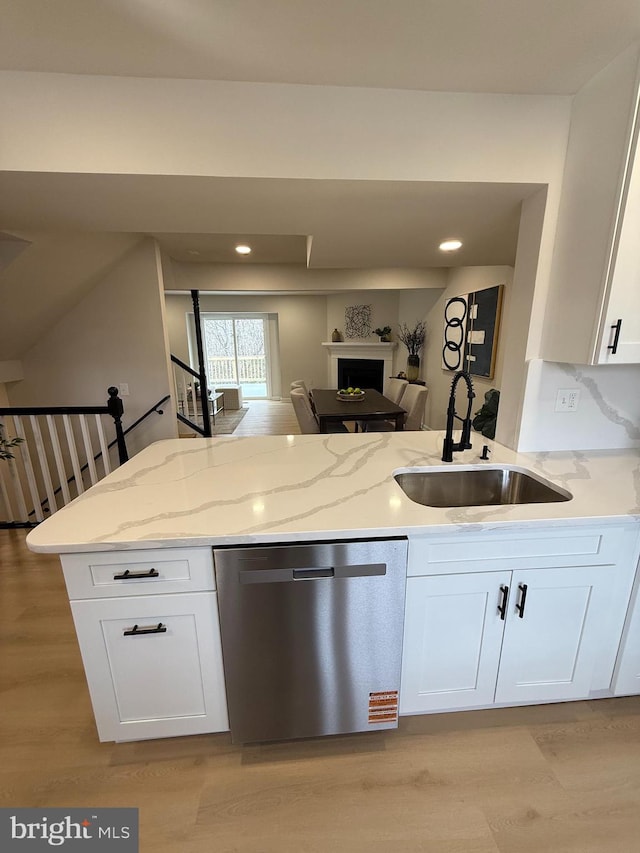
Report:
213,538,408,744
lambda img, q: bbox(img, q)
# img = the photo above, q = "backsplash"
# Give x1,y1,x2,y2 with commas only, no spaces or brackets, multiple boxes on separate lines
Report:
518,359,640,452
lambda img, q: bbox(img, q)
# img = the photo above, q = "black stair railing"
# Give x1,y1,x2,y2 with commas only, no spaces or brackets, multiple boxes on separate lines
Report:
0,388,168,528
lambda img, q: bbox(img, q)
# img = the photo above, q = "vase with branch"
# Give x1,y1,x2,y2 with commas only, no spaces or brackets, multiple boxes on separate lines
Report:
398,321,426,381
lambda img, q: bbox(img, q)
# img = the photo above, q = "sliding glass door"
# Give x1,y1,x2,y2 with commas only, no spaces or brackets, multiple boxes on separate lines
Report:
201,314,270,399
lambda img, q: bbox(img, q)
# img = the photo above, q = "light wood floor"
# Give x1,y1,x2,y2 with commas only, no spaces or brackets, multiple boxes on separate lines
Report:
3,535,640,852
232,399,301,436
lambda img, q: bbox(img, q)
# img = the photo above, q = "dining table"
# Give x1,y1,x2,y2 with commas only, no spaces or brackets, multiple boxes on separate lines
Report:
310,388,406,433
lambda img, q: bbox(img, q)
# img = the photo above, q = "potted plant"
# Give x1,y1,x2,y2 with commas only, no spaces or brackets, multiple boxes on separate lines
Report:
374,326,392,342
0,433,23,461
398,321,427,380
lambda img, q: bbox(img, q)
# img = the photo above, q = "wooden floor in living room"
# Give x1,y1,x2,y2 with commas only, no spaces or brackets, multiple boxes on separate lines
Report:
2,526,640,852
232,399,300,436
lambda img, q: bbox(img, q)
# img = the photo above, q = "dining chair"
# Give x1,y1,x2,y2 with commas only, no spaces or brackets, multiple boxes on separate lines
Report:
290,379,309,396
362,384,428,432
290,388,348,434
386,377,409,404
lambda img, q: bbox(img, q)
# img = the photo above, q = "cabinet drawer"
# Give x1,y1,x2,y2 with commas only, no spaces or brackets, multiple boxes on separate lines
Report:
61,548,215,599
408,525,636,576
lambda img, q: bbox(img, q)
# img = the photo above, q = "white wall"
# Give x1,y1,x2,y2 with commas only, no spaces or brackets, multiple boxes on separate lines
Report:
8,239,176,456
495,189,549,448
518,360,640,451
0,71,574,448
0,73,570,185
169,263,446,293
326,289,400,341
165,292,328,397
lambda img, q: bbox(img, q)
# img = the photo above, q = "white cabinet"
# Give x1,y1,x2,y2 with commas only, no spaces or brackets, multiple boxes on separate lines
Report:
613,573,640,696
543,45,640,365
494,566,613,704
401,525,639,715
401,571,509,712
61,547,229,742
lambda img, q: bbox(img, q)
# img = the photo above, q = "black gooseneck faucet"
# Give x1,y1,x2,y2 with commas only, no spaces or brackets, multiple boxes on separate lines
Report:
442,370,475,462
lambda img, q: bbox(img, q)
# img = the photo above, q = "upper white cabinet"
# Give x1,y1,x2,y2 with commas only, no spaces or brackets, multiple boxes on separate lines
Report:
543,45,640,364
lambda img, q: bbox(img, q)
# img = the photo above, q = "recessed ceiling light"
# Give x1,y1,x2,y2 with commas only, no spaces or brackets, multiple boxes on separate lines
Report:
235,244,252,255
439,239,463,252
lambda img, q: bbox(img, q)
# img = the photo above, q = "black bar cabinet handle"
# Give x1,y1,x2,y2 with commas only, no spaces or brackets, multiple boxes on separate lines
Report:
113,568,159,580
498,584,509,620
608,319,622,354
515,583,528,618
123,623,167,636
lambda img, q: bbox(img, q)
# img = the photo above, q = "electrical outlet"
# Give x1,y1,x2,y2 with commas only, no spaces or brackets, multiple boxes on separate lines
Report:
118,383,130,397
555,388,580,412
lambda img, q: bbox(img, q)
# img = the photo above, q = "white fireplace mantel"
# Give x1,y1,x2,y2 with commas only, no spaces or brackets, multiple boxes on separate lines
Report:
322,341,398,389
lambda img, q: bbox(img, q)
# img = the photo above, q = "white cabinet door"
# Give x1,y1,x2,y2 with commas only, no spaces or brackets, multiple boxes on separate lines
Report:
595,144,640,363
495,566,611,704
71,592,229,742
400,572,510,714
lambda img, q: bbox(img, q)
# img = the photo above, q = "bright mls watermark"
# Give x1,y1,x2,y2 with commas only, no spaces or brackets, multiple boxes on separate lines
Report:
0,809,138,851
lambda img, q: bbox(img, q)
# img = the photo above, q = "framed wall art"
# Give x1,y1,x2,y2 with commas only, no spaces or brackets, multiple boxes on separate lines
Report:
442,285,504,379
344,304,371,338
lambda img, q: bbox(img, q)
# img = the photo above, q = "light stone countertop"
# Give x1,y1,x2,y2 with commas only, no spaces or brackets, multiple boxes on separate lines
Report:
26,431,640,554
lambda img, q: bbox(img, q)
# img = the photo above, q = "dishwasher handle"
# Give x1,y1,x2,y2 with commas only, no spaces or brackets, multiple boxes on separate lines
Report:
293,567,334,580
238,563,386,584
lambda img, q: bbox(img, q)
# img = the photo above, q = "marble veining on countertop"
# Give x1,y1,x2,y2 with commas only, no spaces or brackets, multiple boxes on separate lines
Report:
26,431,640,553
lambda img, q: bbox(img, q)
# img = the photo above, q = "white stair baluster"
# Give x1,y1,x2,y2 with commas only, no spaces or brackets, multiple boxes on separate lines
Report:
95,414,111,477
30,415,57,514
14,416,44,522
46,414,71,505
62,415,84,496
79,415,98,486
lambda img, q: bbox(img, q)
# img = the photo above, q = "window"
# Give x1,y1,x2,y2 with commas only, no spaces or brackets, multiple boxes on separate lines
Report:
199,314,271,399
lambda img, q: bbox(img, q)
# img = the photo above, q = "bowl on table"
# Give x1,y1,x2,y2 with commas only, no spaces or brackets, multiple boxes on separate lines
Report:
337,389,366,401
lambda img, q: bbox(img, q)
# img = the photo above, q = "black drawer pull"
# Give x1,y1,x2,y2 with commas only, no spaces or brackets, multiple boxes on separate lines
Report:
515,583,528,618
113,568,159,580
498,584,509,620
607,319,622,354
123,623,166,636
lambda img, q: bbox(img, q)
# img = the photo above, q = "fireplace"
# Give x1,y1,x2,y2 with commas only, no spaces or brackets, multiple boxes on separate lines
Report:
322,342,397,394
338,358,384,393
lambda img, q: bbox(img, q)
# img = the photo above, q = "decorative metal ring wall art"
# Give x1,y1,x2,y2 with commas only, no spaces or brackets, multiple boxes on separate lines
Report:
442,296,468,370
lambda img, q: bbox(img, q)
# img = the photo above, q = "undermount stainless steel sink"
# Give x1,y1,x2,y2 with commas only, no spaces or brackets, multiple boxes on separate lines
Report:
393,465,572,508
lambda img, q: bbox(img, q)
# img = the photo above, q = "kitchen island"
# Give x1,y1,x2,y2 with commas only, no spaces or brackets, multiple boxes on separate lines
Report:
26,432,640,742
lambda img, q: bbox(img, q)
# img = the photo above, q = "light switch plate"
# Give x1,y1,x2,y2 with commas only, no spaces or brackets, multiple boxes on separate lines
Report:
118,383,130,397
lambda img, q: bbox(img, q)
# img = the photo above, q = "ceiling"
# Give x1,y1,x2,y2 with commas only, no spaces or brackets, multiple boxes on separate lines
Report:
0,173,535,268
3,0,640,95
1,2,638,271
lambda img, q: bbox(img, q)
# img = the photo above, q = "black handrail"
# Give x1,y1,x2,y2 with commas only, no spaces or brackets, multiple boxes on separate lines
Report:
121,395,170,439
171,336,212,438
170,353,199,379
191,290,211,437
0,405,109,415
176,412,206,436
